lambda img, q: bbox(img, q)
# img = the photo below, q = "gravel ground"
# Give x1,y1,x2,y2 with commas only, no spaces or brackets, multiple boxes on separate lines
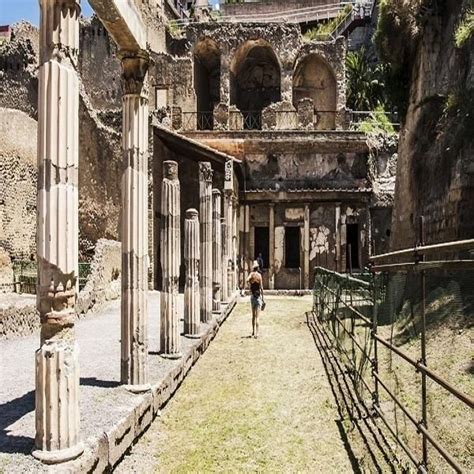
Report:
116,296,357,473
0,291,220,473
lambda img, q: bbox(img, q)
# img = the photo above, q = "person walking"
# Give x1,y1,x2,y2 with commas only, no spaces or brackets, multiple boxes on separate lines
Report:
246,261,264,338
256,252,264,274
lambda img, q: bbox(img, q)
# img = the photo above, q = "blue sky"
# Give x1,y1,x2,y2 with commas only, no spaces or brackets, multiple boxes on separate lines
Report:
0,0,94,26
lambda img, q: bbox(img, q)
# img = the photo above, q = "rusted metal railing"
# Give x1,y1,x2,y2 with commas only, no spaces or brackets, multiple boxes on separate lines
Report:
312,236,474,472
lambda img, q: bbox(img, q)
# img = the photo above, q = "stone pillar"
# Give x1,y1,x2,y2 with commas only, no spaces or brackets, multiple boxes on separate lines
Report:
120,51,150,389
223,159,233,299
160,161,181,357
232,200,238,292
212,189,222,312
304,204,310,289
199,162,213,322
34,0,83,463
335,203,341,271
221,217,228,302
184,209,201,337
269,203,275,290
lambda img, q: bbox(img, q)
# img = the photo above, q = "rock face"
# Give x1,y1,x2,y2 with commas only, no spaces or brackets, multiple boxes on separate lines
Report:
389,0,474,248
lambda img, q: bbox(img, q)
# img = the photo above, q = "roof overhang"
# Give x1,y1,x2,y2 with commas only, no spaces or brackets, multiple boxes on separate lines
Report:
153,124,243,180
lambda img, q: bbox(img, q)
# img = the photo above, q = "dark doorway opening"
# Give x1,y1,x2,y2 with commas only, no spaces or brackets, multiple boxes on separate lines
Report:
194,38,221,130
254,226,269,269
285,226,300,269
346,223,360,271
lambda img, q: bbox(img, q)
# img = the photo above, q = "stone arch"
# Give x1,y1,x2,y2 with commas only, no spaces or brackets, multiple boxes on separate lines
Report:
193,37,221,130
230,39,281,129
293,54,337,130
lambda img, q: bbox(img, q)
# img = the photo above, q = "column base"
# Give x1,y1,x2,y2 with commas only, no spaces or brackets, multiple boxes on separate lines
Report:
32,442,84,465
184,333,202,339
124,383,151,394
160,352,182,360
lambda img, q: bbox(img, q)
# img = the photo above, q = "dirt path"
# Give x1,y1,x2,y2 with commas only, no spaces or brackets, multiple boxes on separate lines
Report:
116,296,356,473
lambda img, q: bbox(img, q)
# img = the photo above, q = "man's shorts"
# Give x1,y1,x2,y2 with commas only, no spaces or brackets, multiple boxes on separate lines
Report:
250,294,263,310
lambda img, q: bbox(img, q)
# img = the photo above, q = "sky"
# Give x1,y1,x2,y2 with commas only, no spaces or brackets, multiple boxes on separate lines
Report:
0,0,94,26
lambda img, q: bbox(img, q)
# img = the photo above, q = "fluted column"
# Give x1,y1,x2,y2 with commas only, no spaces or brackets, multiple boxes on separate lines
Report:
184,208,201,337
221,217,228,303
199,162,213,323
120,51,150,389
160,161,181,357
232,200,238,293
34,0,83,464
212,189,222,312
225,192,233,299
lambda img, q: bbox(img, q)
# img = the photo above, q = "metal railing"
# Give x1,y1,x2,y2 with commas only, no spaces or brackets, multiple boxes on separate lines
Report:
182,111,214,130
177,1,373,27
312,237,474,472
176,108,400,132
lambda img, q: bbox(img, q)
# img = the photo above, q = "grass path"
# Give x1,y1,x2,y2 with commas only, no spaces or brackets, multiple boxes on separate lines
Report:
117,296,355,473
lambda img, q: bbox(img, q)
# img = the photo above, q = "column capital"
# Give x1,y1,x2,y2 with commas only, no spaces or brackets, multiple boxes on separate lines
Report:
163,160,178,180
120,49,149,95
199,162,213,182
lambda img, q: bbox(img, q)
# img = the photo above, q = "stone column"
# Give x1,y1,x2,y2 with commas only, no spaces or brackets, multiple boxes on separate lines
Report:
220,217,228,303
212,189,222,312
269,203,275,290
304,203,310,289
120,51,150,389
184,209,201,337
160,161,181,357
225,194,233,299
335,203,341,271
34,0,83,463
223,160,233,299
232,200,239,293
199,162,213,322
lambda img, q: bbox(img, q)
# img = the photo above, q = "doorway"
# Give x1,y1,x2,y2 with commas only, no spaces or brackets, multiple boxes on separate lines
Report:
254,226,269,269
346,223,360,271
285,226,300,269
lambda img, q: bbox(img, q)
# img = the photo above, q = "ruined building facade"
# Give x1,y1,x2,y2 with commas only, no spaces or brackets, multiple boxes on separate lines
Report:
0,2,395,290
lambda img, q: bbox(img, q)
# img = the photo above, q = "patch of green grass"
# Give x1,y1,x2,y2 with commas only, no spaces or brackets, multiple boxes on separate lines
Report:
148,297,355,472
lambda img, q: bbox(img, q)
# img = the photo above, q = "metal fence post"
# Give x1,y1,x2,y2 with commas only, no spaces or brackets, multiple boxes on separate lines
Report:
419,216,428,469
371,267,379,411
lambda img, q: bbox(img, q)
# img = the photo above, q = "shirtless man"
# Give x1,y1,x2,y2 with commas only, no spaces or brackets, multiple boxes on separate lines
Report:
246,261,264,338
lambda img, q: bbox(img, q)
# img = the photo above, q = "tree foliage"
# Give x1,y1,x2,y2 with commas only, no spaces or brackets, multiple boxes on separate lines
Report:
346,48,385,110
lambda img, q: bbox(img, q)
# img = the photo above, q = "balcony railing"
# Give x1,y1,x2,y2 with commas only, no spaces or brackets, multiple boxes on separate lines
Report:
171,108,399,132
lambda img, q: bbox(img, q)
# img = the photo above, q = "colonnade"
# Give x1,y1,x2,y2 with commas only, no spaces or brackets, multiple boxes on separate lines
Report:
34,0,238,463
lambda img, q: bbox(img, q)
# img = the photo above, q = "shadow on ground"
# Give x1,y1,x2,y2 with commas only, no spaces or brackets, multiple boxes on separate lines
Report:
306,311,400,473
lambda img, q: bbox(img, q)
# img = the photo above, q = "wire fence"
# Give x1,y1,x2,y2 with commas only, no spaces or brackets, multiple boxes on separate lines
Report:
312,237,474,472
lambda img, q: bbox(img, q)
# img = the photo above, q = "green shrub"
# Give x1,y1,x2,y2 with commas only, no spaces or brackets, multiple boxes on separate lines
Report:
357,106,396,135
454,9,474,48
303,4,352,41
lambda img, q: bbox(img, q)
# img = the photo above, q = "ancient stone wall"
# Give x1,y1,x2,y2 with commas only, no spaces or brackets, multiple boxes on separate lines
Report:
77,239,122,314
79,17,122,110
244,150,368,191
0,108,37,260
389,0,474,248
155,23,347,129
0,22,38,119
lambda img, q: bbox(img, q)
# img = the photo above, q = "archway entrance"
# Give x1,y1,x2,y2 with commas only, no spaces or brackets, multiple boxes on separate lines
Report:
231,40,281,130
293,54,337,130
194,38,221,130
